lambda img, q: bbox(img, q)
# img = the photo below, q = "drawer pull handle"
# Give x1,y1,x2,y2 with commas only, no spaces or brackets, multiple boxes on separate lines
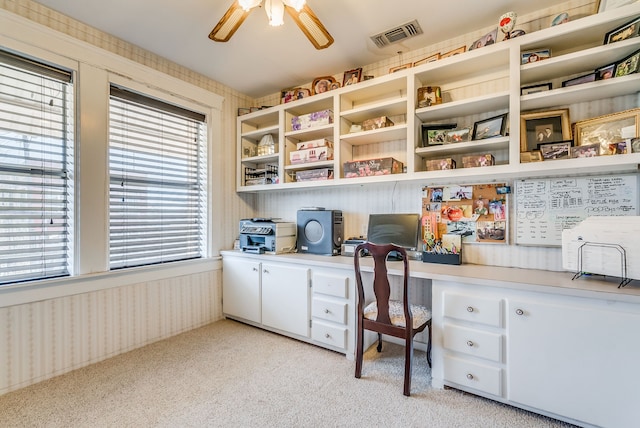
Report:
263,269,269,274
467,306,474,313
252,267,258,272
466,340,474,347
516,308,524,316
325,333,331,339
466,373,474,380
324,309,331,314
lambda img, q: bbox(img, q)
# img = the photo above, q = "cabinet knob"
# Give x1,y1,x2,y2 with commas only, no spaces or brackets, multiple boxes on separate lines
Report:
466,373,474,380
515,308,524,316
466,340,474,347
324,309,331,314
467,306,474,312
263,269,269,274
325,333,331,339
252,267,258,272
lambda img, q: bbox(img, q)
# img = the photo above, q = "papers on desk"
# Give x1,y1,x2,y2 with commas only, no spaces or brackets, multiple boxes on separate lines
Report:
562,216,640,282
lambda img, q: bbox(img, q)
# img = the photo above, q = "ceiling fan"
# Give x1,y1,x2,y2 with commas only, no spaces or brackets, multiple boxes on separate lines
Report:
209,0,334,50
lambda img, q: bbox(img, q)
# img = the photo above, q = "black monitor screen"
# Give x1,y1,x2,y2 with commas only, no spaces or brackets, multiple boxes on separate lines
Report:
367,213,420,250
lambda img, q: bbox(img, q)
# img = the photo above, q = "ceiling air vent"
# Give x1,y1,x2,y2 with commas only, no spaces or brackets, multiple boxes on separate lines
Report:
370,20,424,48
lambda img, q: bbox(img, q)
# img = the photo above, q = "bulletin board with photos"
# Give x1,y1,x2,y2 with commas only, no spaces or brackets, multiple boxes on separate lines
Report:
421,183,509,251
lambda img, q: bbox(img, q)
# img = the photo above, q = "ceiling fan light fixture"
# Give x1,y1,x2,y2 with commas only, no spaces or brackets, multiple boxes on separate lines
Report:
266,0,285,26
282,0,306,12
238,0,262,11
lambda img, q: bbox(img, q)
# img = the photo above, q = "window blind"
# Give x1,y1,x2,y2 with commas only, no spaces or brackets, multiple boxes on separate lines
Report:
109,85,206,269
0,51,73,286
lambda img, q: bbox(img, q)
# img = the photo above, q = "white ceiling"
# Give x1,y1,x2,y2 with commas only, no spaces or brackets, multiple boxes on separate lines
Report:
33,0,565,98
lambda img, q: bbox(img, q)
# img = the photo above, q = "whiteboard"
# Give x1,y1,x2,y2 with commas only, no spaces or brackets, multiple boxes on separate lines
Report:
515,175,639,246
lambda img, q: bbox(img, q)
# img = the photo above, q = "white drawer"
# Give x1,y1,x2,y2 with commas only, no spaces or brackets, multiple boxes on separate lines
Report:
444,355,502,397
313,273,348,298
312,297,347,324
443,323,503,362
312,320,347,350
443,292,503,327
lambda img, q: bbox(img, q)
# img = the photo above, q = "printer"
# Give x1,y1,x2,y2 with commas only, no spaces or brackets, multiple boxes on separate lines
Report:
239,218,296,254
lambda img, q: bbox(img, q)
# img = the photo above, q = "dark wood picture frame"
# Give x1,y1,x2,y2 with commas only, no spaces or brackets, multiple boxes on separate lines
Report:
472,113,508,140
604,16,640,44
342,68,362,87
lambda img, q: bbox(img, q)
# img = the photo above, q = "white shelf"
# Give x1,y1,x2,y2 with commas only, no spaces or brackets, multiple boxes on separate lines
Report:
235,3,640,192
340,124,408,146
416,137,510,157
416,92,510,122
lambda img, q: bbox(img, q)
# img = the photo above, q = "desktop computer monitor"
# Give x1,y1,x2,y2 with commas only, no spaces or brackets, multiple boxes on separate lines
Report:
366,213,420,252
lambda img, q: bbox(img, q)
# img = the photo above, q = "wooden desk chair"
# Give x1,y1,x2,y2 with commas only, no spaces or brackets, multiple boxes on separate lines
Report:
354,242,432,396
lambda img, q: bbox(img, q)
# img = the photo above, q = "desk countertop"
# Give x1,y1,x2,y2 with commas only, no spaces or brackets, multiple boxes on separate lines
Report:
221,250,640,304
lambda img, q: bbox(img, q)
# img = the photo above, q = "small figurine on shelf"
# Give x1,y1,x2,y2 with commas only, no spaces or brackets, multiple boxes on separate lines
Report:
499,11,517,40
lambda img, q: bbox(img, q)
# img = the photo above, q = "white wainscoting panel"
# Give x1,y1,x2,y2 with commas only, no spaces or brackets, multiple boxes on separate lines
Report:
0,269,222,396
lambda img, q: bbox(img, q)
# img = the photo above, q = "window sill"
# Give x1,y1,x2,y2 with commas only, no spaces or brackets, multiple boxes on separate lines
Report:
0,257,222,308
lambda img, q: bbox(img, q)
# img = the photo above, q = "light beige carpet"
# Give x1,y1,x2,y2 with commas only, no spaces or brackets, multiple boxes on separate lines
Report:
0,319,574,427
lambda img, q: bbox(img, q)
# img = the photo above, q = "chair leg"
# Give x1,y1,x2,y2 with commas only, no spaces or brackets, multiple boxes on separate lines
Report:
355,323,364,379
376,333,382,352
427,321,432,368
404,336,413,396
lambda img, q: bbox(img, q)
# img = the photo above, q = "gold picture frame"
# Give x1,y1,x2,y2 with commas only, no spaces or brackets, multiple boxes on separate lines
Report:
389,63,412,73
413,53,440,66
441,46,467,58
520,109,571,152
574,108,640,154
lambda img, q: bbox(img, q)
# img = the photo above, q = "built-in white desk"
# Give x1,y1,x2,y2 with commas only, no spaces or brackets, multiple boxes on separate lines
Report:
221,250,640,427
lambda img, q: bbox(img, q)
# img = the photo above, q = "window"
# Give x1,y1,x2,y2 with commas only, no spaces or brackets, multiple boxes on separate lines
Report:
108,85,207,269
0,50,74,286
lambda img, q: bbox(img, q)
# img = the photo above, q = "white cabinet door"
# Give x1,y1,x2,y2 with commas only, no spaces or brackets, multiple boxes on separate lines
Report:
508,296,640,427
261,263,310,337
222,257,261,323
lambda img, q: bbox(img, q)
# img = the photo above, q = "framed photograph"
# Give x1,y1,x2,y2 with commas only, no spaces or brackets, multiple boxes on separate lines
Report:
472,113,508,140
342,68,362,87
312,76,337,95
570,143,600,158
604,17,640,44
537,140,573,160
562,72,597,87
614,49,640,77
631,137,640,153
389,63,412,73
597,0,639,13
574,108,639,152
521,49,551,64
469,28,498,50
520,109,572,152
520,83,552,95
413,53,440,66
417,86,442,108
441,46,467,58
596,63,616,80
421,123,457,146
445,128,471,143
329,82,341,90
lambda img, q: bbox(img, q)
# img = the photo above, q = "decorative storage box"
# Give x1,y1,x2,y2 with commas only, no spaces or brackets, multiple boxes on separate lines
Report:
296,138,333,150
295,168,333,182
291,109,333,131
462,154,494,168
361,116,394,131
290,146,334,164
426,158,456,170
343,157,403,178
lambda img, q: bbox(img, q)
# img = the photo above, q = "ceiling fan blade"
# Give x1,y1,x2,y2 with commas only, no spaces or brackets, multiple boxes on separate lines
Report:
209,1,254,42
285,4,334,50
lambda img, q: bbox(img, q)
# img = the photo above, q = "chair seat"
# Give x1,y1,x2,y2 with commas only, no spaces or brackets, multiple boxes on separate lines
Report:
364,300,431,329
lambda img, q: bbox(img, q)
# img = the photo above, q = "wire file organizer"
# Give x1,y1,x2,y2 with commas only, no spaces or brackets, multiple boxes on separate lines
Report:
571,241,631,288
